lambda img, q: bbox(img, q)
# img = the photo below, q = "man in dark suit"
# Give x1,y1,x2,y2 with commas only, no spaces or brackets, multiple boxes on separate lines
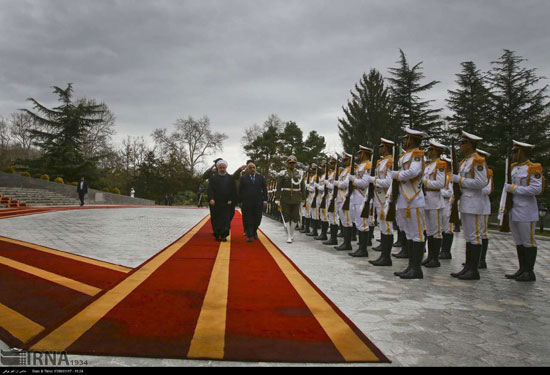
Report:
76,177,88,206
238,162,268,242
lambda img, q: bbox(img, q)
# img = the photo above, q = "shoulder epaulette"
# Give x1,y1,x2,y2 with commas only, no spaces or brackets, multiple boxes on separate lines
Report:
471,154,486,166
487,169,494,178
436,160,447,170
412,149,424,157
511,162,518,169
528,162,543,175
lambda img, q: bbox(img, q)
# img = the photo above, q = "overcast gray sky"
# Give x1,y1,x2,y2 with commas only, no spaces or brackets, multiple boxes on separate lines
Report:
1,0,549,172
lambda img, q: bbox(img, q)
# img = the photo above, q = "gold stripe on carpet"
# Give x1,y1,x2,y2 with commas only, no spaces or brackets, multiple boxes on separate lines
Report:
258,232,380,362
30,214,211,352
0,236,132,274
187,234,231,359
0,303,44,343
0,255,101,297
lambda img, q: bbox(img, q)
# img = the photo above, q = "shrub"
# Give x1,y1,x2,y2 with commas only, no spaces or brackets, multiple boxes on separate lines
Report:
101,187,110,192
53,177,64,184
20,172,31,177
71,181,78,186
40,174,50,181
174,190,198,206
3,166,16,174
111,187,121,195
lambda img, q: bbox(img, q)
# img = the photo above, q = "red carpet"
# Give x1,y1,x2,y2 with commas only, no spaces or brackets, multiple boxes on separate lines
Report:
1,210,389,363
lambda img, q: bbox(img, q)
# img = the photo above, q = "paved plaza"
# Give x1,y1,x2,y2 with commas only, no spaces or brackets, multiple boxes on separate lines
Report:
1,206,549,367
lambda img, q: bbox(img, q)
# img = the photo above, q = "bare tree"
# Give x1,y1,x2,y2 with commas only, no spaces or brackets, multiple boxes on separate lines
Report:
0,117,10,150
9,112,43,151
77,99,117,160
153,116,227,175
120,135,151,177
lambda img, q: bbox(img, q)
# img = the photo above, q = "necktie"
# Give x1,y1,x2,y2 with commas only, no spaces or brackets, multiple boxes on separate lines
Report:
251,175,255,184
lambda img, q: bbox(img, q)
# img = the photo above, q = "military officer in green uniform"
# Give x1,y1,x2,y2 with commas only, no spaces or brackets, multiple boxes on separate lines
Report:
275,155,306,243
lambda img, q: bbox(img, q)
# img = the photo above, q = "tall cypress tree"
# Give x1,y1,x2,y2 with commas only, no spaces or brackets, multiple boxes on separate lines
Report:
486,50,550,164
446,61,493,142
387,49,444,138
338,68,397,152
22,84,105,181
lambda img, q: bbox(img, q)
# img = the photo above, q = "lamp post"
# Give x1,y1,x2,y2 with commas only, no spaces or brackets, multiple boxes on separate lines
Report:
539,202,548,233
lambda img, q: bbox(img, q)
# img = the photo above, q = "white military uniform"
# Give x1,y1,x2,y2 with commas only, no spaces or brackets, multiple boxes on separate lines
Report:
480,168,493,240
391,147,426,242
307,172,319,221
373,155,393,235
423,158,447,239
325,168,339,225
440,171,454,234
504,161,544,247
337,164,354,228
350,159,372,232
452,152,489,244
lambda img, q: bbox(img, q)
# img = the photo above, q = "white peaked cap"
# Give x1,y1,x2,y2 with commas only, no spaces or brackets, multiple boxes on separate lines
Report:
461,131,482,142
512,140,535,149
429,140,448,150
380,138,395,146
441,155,452,163
476,149,491,157
405,127,428,139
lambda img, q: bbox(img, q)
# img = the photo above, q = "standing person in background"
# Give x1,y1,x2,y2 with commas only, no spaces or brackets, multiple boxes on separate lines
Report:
208,160,237,242
275,155,306,243
130,187,135,198
234,160,254,235
77,177,88,207
239,162,268,242
439,156,455,260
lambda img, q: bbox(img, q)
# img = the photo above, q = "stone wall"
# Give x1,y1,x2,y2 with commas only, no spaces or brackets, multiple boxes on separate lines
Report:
0,171,155,205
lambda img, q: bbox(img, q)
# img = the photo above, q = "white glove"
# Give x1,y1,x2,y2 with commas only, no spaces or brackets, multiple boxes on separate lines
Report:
451,174,460,183
504,183,512,193
390,171,399,179
275,200,281,206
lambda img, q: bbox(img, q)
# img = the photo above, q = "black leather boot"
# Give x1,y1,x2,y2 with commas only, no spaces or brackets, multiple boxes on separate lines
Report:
506,245,526,279
304,218,311,234
366,228,373,246
459,244,481,280
369,234,393,267
307,219,318,236
315,221,328,240
439,232,453,259
394,240,413,276
393,230,404,247
349,231,369,257
422,236,434,266
351,225,357,242
299,216,306,232
424,237,442,268
372,230,383,252
451,243,471,278
479,238,488,269
323,224,338,245
392,234,409,259
516,247,537,282
337,223,344,238
335,227,352,251
400,241,424,279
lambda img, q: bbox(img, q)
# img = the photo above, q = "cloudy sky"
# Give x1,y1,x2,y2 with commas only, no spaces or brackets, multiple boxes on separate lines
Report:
1,0,549,171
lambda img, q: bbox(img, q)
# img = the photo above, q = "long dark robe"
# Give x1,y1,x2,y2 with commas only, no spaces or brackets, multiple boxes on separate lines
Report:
208,173,237,238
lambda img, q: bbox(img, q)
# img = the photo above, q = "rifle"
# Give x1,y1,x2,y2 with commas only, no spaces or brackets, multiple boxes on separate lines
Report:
311,166,320,209
499,152,512,232
384,137,400,222
328,159,340,213
450,140,461,229
319,162,329,210
342,154,355,211
361,149,378,218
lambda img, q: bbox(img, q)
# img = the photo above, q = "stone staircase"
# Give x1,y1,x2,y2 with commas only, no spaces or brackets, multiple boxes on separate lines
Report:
0,187,81,207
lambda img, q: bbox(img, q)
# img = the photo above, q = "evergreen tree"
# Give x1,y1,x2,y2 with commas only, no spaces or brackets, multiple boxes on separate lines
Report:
300,130,327,163
338,68,398,152
387,49,444,138
486,50,550,164
279,121,305,157
21,84,105,181
446,61,493,142
242,114,284,177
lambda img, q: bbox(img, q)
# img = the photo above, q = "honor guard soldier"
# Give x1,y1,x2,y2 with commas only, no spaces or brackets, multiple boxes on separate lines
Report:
275,155,306,243
306,163,320,237
421,140,448,268
503,141,544,282
348,146,373,257
477,149,494,269
439,155,455,259
450,131,489,281
389,128,427,280
314,160,329,241
369,138,395,267
335,153,354,251
323,156,340,246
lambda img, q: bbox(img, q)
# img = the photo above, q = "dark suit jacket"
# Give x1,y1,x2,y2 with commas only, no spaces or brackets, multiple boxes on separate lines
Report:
76,181,88,194
238,173,267,207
